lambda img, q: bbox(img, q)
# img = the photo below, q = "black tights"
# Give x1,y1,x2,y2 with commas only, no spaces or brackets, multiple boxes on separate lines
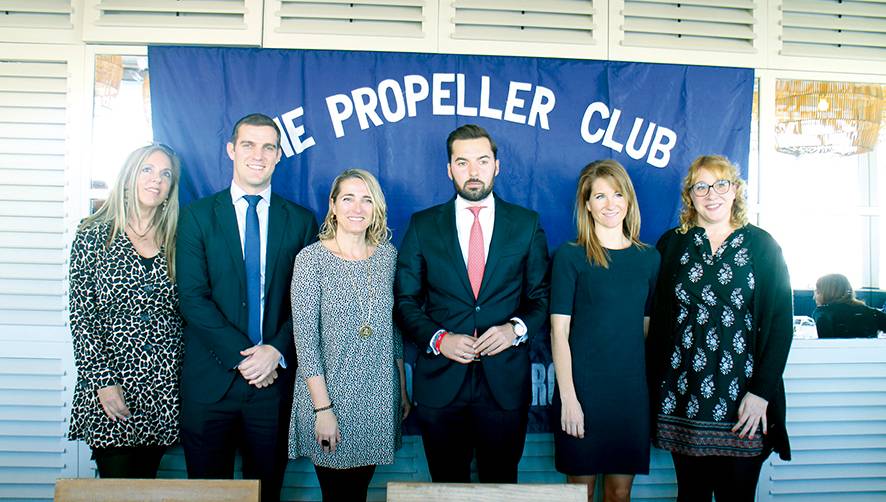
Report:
672,452,768,502
314,464,376,502
91,445,167,479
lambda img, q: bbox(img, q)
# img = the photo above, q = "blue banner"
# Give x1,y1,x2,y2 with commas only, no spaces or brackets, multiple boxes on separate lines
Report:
149,46,753,432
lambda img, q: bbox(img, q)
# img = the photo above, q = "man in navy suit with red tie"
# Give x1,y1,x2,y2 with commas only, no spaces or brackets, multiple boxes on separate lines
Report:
177,113,317,502
395,124,550,483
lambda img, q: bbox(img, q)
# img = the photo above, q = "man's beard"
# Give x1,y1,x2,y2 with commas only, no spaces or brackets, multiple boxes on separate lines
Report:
454,178,494,202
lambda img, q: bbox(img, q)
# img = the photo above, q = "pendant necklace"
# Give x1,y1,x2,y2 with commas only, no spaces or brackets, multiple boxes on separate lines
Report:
335,235,373,338
357,257,373,338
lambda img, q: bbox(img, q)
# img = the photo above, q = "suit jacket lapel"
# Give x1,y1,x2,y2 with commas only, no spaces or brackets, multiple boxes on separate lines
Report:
437,199,474,299
479,194,512,298
264,194,285,297
215,190,247,293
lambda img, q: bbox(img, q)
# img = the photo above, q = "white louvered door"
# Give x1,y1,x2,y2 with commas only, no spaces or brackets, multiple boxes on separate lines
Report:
610,0,765,68
0,0,81,44
770,0,886,72
263,0,438,52
439,0,606,59
0,43,82,501
82,0,263,45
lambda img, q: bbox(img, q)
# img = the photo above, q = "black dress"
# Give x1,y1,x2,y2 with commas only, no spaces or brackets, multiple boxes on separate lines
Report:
551,243,660,475
653,227,762,457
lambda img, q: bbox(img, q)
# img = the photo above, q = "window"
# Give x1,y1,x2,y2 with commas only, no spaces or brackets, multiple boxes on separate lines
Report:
90,54,152,213
753,77,885,291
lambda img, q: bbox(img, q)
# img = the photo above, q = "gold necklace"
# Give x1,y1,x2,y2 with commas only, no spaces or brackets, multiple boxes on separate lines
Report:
333,235,373,338
127,222,152,239
357,257,373,338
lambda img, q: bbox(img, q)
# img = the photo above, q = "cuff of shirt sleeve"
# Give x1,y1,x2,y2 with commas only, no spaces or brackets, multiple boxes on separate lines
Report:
279,355,287,369
510,317,528,346
428,329,448,355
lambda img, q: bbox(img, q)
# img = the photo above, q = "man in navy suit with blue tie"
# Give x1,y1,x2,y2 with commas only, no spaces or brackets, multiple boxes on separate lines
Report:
177,113,317,502
395,124,550,483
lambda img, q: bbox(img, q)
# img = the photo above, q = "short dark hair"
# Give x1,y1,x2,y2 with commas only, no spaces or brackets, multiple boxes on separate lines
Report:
230,113,281,149
446,124,497,161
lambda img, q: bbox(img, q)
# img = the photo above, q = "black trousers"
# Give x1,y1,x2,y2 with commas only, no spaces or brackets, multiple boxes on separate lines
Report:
416,363,529,483
181,377,290,502
672,452,769,502
91,445,166,479
314,464,377,502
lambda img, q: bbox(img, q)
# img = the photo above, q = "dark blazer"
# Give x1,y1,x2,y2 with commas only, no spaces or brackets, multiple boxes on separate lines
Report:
648,224,793,460
814,302,886,339
395,195,549,411
177,188,318,403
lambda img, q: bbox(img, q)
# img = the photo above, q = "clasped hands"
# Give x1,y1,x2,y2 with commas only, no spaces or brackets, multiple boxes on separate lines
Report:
238,344,281,388
440,323,517,364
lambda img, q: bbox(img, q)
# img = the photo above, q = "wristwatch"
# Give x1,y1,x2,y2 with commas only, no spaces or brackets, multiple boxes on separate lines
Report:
509,319,527,337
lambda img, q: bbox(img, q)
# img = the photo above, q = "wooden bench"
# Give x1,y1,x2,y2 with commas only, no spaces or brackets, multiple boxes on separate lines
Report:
54,478,260,502
386,482,587,501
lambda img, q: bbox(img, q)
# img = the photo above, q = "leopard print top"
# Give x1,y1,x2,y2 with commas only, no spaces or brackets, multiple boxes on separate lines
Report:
67,222,183,448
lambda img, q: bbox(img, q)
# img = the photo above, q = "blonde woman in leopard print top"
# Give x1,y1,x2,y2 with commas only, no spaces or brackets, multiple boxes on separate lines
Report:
68,144,183,478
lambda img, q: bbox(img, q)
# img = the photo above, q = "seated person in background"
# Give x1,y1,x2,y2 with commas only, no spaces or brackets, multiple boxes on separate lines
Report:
813,273,886,339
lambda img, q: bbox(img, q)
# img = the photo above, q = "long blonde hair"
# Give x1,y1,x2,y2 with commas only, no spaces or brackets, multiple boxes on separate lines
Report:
79,144,181,280
575,159,645,268
678,155,748,234
318,169,391,246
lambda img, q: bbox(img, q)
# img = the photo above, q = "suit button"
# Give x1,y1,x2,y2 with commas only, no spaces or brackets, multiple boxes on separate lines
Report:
241,302,247,308
475,306,481,312
140,313,151,322
143,343,153,354
142,284,154,293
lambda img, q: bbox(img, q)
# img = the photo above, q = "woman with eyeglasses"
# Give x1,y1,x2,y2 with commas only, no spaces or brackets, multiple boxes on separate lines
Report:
813,273,886,338
647,155,793,501
68,144,183,478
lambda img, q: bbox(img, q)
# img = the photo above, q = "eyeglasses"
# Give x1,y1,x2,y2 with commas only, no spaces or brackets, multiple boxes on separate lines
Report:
691,179,732,197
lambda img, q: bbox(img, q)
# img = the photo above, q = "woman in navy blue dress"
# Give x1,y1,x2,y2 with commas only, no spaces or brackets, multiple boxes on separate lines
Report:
551,160,659,502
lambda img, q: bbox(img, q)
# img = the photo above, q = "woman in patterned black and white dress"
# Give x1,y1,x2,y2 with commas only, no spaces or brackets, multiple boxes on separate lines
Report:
289,169,410,502
648,155,793,501
68,144,182,478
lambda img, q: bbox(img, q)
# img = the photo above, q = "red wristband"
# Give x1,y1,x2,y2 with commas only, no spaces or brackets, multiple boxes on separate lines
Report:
434,331,448,353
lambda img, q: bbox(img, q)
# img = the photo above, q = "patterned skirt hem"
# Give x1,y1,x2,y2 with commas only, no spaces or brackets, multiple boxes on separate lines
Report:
655,414,763,457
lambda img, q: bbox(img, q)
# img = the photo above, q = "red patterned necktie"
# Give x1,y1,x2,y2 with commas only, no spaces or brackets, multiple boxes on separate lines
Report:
467,206,486,299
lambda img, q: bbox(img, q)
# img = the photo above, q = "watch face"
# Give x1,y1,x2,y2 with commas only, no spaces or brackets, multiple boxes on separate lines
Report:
511,321,527,336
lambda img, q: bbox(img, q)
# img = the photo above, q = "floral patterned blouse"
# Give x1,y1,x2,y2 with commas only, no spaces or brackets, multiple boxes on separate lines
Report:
654,225,764,457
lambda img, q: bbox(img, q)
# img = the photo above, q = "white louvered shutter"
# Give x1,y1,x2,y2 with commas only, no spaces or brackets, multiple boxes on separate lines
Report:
610,0,764,68
769,340,886,501
82,0,263,46
263,0,437,52
771,0,886,73
0,0,81,44
0,44,79,501
439,0,605,60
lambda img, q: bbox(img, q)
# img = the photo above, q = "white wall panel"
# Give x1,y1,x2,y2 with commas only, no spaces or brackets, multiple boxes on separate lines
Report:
263,0,438,52
766,339,886,501
0,0,82,44
82,0,263,45
439,0,606,60
0,342,77,502
768,0,886,73
609,0,766,68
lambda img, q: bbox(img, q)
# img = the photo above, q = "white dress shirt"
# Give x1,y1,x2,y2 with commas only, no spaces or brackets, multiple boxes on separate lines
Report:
230,182,286,367
231,182,270,334
427,193,527,355
455,193,495,267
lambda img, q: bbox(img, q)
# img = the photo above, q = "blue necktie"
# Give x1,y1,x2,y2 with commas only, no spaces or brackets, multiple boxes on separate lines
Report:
244,195,262,345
